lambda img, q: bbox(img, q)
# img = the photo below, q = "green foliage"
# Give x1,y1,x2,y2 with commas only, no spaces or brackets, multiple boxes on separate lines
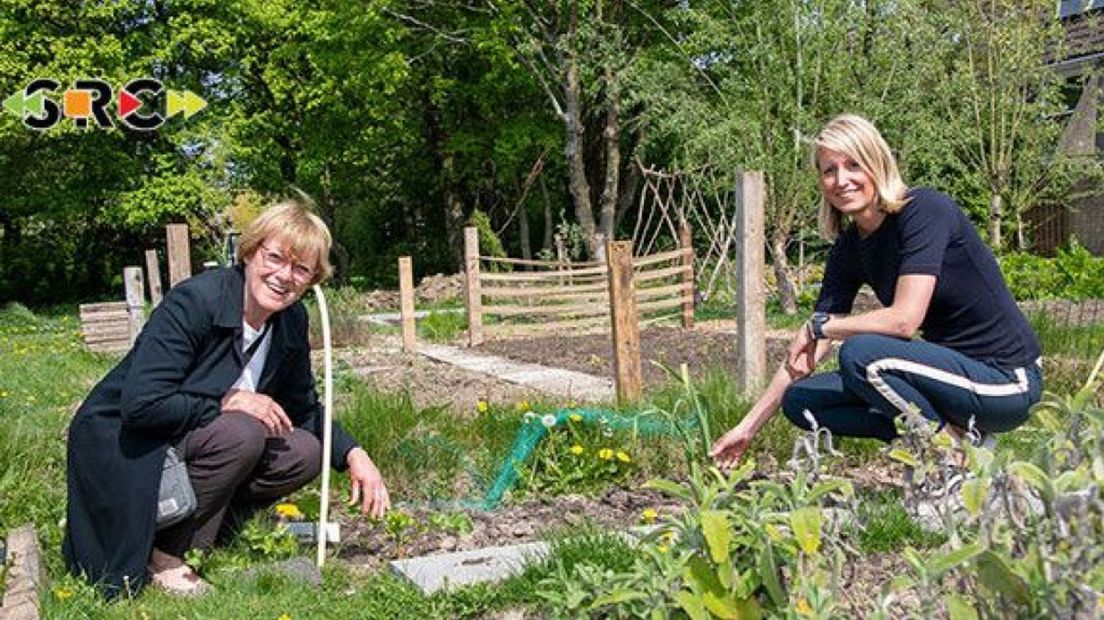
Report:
467,209,507,261
884,353,1104,618
1000,242,1104,300
418,310,467,343
515,410,638,497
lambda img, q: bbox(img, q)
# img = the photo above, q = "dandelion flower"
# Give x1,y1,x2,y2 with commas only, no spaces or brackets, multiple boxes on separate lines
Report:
656,544,669,553
476,400,489,413
541,414,557,428
514,400,530,412
278,615,293,620
274,503,303,520
616,450,631,463
569,444,584,455
641,508,658,523
598,448,614,460
53,586,75,601
795,597,813,617
569,413,583,423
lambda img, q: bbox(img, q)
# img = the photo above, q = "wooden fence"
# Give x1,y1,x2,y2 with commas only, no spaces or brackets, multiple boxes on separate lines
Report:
462,226,695,345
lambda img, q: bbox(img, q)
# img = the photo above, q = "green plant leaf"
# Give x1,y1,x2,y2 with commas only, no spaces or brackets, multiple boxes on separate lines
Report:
675,589,709,620
789,507,822,556
758,544,785,607
945,593,979,620
889,448,919,468
590,589,648,609
701,510,733,564
1009,461,1055,502
976,550,1030,605
961,478,989,516
643,478,692,502
930,542,985,577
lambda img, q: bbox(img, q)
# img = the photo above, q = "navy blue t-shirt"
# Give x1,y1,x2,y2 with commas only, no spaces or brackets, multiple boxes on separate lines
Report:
815,187,1041,369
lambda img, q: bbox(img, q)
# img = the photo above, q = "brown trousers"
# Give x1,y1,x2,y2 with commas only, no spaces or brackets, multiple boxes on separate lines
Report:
155,413,321,557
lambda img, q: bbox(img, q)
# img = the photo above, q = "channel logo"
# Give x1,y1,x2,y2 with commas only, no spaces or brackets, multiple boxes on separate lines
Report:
3,78,206,131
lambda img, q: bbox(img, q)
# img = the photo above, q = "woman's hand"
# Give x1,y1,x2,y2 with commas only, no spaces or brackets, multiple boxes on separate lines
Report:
709,420,758,471
346,447,391,519
220,389,293,435
786,321,818,379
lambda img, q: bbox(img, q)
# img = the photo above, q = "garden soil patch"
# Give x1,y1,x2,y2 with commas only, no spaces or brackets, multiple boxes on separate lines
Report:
335,486,683,572
479,325,793,387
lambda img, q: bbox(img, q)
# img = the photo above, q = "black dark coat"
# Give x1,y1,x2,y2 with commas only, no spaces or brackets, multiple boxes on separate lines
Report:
62,266,357,598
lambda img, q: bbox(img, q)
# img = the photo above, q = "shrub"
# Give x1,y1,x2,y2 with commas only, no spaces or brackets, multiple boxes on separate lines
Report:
1000,241,1104,300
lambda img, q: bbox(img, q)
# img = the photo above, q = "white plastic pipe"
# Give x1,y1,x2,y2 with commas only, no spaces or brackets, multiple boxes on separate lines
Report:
312,284,334,568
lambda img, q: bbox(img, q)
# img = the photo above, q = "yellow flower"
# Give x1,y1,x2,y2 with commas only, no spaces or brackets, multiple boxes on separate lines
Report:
598,448,614,460
656,544,669,553
476,400,489,413
795,597,813,617
53,586,74,601
278,615,293,620
274,503,303,520
569,413,583,423
616,450,631,463
514,400,530,412
569,444,584,455
641,508,658,523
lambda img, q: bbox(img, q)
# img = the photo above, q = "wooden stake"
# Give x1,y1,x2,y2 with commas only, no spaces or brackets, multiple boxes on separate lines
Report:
607,240,642,403
145,249,163,307
735,171,767,393
678,221,695,329
398,256,416,353
124,266,146,346
464,227,484,346
166,224,192,288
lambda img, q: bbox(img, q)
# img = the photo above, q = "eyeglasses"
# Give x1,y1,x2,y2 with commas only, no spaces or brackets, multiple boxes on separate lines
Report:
258,243,315,283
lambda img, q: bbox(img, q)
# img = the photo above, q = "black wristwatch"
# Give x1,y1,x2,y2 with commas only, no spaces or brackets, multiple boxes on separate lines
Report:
809,311,830,340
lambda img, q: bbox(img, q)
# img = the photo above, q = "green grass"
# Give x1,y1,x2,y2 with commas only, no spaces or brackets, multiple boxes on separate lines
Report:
854,490,946,553
417,310,466,343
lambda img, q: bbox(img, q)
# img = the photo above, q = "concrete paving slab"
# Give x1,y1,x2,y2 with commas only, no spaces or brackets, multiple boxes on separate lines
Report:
418,344,614,403
390,541,550,595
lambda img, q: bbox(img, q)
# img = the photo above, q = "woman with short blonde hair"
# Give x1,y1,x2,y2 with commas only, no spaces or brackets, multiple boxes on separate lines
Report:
64,197,390,597
712,115,1042,519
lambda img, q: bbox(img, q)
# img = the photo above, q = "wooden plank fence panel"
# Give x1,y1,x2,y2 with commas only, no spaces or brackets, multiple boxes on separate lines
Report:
482,300,609,318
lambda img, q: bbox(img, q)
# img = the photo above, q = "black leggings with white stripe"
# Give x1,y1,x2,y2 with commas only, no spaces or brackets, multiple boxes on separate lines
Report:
781,334,1043,441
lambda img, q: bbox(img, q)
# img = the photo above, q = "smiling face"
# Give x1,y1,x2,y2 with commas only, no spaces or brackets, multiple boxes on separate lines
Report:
816,147,878,218
242,235,317,326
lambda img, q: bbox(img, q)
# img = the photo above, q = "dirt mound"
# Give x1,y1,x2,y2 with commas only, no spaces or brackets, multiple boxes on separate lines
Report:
363,289,400,311
416,272,464,304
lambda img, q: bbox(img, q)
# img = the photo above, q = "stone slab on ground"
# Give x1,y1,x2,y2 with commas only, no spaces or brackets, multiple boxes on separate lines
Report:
419,344,614,403
239,556,323,589
1,525,44,620
389,541,550,595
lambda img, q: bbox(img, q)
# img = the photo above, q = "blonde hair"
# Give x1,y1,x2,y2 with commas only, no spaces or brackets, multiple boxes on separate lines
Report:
812,114,909,241
236,199,333,284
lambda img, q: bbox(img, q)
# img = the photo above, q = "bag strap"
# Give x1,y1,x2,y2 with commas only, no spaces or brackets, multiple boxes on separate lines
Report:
242,321,271,365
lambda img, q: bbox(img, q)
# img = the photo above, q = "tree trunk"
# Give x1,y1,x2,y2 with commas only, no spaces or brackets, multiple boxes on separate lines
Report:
540,175,554,254
562,11,596,257
1015,210,1027,251
518,194,532,266
442,151,465,270
597,66,620,239
770,233,798,315
988,192,1003,250
614,157,641,232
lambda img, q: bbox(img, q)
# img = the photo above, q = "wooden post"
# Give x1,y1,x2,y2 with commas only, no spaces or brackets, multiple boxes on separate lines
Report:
734,171,767,393
166,224,192,287
678,221,695,329
124,266,146,346
607,240,642,403
464,227,484,346
145,249,163,307
398,256,417,353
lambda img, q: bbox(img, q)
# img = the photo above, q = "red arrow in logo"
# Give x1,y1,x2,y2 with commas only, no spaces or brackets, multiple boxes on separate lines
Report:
117,89,142,117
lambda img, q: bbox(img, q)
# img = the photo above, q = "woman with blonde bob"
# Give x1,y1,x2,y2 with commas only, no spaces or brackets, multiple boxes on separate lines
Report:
711,114,1042,469
64,199,391,597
